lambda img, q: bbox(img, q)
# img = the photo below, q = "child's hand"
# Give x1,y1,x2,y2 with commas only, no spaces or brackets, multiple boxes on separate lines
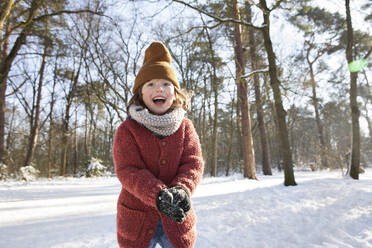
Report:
168,186,191,214
156,189,186,223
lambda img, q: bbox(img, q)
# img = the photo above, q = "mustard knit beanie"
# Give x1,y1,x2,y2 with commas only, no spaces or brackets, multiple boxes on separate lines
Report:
133,41,180,93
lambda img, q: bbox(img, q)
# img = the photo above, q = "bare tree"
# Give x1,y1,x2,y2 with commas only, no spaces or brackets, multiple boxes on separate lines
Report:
0,0,105,164
232,0,257,179
258,0,296,185
345,0,359,179
204,29,221,177
343,0,372,178
245,2,271,175
24,13,51,167
46,56,58,178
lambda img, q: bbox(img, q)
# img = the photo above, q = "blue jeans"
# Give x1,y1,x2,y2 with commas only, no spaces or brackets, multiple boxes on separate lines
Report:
149,220,173,248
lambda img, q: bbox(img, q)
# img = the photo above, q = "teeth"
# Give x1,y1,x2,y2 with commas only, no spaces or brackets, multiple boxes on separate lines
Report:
153,97,165,100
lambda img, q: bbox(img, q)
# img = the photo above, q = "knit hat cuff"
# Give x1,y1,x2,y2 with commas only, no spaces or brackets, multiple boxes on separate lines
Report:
133,63,180,93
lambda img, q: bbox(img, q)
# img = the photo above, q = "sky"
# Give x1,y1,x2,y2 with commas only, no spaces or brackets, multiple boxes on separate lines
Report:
1,169,372,247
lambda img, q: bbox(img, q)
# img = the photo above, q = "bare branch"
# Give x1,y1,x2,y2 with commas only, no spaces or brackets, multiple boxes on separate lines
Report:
10,9,110,32
239,68,269,79
270,0,285,11
245,0,265,12
363,46,372,60
165,22,223,42
149,1,174,19
6,77,27,97
172,0,263,30
32,9,110,22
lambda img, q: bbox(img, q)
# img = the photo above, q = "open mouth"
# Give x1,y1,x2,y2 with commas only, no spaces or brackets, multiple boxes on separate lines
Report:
153,97,166,104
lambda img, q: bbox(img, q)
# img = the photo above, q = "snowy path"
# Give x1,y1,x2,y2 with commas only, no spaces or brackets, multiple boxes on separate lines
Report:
1,170,372,248
0,178,119,248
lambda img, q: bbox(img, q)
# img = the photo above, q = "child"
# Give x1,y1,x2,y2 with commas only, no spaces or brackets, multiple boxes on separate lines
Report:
113,41,204,248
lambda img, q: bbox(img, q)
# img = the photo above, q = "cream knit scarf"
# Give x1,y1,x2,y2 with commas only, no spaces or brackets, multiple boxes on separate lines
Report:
129,104,185,137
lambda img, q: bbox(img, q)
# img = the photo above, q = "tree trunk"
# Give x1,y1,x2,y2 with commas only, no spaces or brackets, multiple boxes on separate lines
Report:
0,21,11,165
61,113,70,176
363,101,372,146
89,107,95,156
363,72,372,147
308,63,328,168
61,70,79,176
73,110,78,175
253,73,272,175
211,82,218,177
0,0,15,36
47,55,59,178
201,77,209,174
24,43,48,167
345,0,360,180
263,75,281,171
84,105,90,162
232,0,256,179
47,86,56,178
5,105,15,157
235,93,243,173
246,2,271,175
226,98,235,176
259,0,296,185
205,29,219,177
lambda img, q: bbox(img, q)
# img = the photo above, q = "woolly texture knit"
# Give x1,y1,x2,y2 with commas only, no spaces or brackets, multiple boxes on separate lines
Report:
129,104,185,137
113,117,204,248
133,42,180,93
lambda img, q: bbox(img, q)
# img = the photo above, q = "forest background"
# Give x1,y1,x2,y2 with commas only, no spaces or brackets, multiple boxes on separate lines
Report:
0,0,371,184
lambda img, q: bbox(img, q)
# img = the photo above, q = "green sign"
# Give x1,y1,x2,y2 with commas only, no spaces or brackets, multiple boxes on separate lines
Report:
348,59,368,72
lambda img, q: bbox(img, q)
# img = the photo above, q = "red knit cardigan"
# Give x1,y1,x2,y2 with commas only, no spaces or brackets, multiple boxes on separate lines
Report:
113,117,204,248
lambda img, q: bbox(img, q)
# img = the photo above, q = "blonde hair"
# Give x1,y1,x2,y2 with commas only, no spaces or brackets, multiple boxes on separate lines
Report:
127,85,191,114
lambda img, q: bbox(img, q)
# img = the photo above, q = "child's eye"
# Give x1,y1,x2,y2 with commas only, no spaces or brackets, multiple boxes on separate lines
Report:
147,82,154,87
163,82,170,86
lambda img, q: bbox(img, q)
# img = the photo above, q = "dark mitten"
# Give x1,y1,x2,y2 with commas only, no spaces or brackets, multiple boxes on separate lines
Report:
156,189,186,223
168,186,191,214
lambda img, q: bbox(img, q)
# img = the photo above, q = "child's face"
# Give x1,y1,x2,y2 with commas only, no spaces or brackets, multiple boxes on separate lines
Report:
141,79,175,115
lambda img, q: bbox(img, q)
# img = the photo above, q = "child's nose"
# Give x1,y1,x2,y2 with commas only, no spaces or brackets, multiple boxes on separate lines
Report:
155,85,164,92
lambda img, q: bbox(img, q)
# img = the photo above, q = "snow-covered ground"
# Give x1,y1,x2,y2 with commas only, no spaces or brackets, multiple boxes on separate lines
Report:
1,169,372,248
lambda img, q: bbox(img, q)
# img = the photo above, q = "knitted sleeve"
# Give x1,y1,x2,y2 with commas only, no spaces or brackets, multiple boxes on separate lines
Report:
170,119,204,196
113,122,166,208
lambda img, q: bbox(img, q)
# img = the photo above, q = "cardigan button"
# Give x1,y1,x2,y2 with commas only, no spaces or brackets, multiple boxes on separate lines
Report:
160,159,167,165
160,141,167,147
147,229,154,236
